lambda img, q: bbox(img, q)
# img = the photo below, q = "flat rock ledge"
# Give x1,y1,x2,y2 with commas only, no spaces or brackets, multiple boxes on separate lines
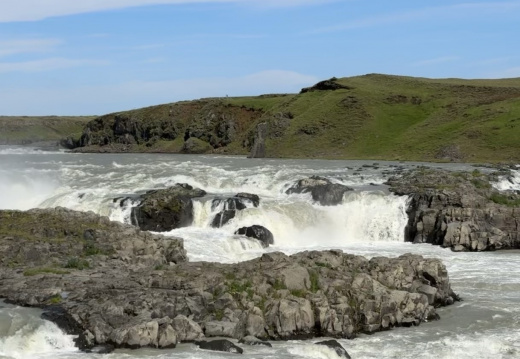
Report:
387,168,520,251
0,208,458,351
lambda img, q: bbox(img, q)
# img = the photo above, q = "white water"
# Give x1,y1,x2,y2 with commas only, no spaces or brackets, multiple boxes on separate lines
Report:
493,166,520,191
0,147,519,359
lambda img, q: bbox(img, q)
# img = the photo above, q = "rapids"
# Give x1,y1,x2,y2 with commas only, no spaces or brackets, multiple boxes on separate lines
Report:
0,146,519,359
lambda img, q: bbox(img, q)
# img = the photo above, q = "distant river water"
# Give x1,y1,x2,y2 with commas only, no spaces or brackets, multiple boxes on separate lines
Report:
0,146,519,359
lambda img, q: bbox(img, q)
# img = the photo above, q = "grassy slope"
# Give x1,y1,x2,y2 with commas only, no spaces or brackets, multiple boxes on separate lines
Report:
61,74,520,162
0,116,94,145
223,74,520,162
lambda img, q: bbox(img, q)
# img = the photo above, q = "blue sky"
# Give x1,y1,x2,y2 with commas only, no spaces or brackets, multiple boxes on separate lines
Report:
0,0,519,115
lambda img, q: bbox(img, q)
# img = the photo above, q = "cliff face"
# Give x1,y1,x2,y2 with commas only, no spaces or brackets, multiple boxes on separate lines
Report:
67,74,520,162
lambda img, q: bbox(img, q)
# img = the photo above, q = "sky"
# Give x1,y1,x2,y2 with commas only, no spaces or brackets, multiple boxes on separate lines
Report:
0,0,519,116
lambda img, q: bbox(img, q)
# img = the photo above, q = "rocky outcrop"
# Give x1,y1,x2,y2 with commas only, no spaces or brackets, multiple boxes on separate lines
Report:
0,209,458,352
387,168,520,251
235,225,274,248
300,78,353,94
211,193,260,228
131,183,206,231
249,122,268,158
286,176,353,206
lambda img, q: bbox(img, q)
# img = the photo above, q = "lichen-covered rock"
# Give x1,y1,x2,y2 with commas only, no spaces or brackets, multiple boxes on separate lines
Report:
286,176,353,206
387,168,520,251
131,183,206,231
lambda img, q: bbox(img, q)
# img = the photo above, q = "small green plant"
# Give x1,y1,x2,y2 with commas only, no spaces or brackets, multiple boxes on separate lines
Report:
24,268,70,276
154,264,165,270
64,257,90,270
471,179,491,189
272,278,287,290
308,270,320,293
471,169,483,177
315,261,332,269
227,280,252,294
215,309,224,321
225,272,236,280
290,289,307,298
489,193,520,207
48,295,62,304
83,242,102,256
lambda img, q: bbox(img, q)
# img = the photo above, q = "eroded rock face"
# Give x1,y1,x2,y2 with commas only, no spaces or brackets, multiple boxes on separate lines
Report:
235,225,274,248
387,168,520,251
286,176,353,206
131,183,206,232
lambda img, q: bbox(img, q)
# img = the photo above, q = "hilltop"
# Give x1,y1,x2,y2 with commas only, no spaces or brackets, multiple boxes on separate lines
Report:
0,116,94,146
58,74,520,162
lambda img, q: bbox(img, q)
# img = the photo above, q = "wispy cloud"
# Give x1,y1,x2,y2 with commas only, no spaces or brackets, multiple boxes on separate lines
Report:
413,56,460,67
0,0,333,23
311,1,520,33
0,38,62,57
0,70,318,115
0,57,109,73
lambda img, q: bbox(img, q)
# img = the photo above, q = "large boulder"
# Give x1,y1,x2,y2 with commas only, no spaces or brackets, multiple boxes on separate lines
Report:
249,122,268,158
387,168,520,251
131,183,206,231
235,225,274,248
286,176,353,206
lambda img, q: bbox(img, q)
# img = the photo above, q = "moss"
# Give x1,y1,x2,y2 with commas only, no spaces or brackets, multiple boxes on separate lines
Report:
272,278,287,290
23,267,70,276
308,270,320,293
489,193,520,207
290,289,307,298
64,257,90,270
315,261,332,269
48,295,62,304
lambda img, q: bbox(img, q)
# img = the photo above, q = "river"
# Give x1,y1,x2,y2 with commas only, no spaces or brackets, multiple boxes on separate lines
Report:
0,146,519,359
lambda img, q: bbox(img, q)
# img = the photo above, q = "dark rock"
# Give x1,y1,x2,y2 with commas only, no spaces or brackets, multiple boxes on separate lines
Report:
211,193,261,228
41,305,89,350
300,78,353,93
235,225,274,248
315,339,351,359
211,210,236,228
195,339,244,354
181,137,212,154
249,122,268,158
131,183,206,231
239,335,272,347
286,176,353,206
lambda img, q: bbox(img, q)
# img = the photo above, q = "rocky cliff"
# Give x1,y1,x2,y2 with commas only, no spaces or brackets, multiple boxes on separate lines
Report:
0,208,458,351
387,168,520,251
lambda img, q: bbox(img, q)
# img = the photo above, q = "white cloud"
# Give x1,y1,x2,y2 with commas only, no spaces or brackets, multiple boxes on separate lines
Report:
413,56,460,67
311,1,520,33
0,38,62,57
0,0,331,23
0,70,318,115
0,57,108,73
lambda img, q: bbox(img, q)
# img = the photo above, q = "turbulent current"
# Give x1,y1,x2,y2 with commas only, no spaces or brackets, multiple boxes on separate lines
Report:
0,146,519,359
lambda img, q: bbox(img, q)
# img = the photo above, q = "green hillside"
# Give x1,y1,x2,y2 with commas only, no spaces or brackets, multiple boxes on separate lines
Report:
72,74,520,162
0,116,94,145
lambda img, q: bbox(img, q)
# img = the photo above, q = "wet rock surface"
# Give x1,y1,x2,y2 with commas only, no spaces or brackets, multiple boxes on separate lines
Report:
387,168,520,251
235,225,274,248
0,210,458,351
286,176,353,206
315,339,351,359
131,183,206,231
211,193,260,228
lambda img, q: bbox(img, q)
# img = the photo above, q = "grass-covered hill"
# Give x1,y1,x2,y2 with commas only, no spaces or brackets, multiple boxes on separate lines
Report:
71,74,520,162
0,116,94,146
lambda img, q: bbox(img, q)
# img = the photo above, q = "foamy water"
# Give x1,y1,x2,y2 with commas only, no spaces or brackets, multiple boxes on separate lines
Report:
0,147,519,359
